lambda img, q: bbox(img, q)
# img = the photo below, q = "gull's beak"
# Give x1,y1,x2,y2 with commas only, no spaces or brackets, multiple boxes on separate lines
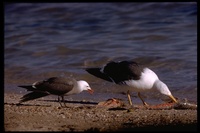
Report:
87,89,94,94
169,95,178,103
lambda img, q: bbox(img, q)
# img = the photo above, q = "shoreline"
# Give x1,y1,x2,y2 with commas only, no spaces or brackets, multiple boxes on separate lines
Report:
4,93,197,131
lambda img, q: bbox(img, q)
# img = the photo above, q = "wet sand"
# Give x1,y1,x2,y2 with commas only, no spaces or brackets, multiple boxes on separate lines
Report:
4,93,197,132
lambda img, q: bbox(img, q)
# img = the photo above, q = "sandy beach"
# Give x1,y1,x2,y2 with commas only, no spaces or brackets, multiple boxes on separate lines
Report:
4,93,197,132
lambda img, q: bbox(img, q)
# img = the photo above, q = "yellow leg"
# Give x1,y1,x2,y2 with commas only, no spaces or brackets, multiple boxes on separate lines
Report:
138,92,148,106
127,90,133,106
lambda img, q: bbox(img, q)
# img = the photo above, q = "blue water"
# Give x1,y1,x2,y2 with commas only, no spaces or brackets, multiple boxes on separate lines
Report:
4,3,197,103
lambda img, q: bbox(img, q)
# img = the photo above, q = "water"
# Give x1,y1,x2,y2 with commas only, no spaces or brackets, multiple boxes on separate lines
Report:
4,3,197,104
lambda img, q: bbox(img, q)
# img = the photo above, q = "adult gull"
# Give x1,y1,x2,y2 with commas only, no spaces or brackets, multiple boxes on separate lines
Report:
85,60,177,106
18,77,94,107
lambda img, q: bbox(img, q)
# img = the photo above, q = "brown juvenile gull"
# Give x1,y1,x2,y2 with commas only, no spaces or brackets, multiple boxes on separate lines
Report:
18,77,94,107
85,60,177,106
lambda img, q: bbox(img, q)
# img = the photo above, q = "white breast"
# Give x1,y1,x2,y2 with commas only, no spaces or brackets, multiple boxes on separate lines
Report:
125,68,159,92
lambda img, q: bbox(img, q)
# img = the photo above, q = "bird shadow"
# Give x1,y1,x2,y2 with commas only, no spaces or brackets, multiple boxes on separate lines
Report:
4,100,98,107
4,102,51,107
41,99,98,105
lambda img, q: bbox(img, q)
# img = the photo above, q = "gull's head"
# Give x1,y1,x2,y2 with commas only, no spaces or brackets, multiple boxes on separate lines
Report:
154,80,177,103
77,80,94,94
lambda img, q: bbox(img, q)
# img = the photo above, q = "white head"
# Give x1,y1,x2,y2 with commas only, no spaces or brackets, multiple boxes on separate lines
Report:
77,80,94,94
153,80,177,103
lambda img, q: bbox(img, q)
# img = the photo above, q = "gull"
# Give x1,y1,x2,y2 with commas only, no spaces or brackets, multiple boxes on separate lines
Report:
85,60,177,106
18,77,94,107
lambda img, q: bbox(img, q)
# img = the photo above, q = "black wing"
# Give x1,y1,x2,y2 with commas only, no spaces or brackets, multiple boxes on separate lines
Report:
19,91,49,103
33,77,75,95
19,77,75,96
18,85,35,91
86,61,144,84
85,68,113,82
